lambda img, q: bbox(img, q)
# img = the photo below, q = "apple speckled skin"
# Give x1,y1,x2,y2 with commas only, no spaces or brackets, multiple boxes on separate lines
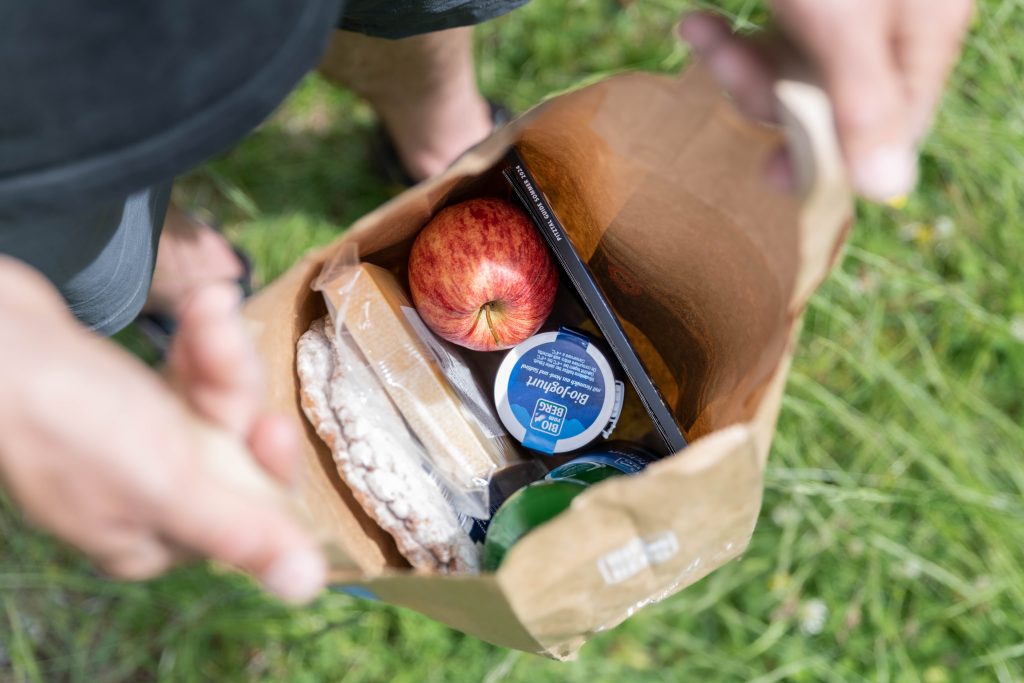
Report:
408,198,559,351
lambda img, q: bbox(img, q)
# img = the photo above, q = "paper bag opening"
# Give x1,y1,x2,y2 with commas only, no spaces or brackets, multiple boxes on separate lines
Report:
244,64,851,656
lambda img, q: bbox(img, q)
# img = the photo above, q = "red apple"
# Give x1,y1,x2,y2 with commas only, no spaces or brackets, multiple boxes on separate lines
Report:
408,197,558,351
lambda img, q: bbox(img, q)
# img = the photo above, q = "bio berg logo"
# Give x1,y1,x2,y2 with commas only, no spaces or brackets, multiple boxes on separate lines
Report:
524,375,591,406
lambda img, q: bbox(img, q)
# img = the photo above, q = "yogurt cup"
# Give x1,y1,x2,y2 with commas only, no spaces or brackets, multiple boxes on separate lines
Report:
493,327,624,454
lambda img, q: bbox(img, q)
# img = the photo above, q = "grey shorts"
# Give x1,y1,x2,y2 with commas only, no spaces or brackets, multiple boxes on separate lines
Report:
0,0,525,335
0,185,171,335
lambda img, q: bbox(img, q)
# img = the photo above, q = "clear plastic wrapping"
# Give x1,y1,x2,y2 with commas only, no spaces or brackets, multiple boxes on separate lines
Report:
295,313,480,572
314,244,519,521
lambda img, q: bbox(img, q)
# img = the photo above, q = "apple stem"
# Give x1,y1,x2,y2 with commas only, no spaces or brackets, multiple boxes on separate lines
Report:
483,302,502,346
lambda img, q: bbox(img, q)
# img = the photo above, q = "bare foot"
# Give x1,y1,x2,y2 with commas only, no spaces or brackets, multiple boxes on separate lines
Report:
382,91,492,181
318,27,494,182
144,203,245,315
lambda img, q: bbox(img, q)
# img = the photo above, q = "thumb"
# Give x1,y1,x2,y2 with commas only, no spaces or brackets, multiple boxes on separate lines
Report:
773,0,917,201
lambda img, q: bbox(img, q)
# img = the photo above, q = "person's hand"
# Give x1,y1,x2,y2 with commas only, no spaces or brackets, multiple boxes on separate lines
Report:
0,256,326,603
679,0,973,202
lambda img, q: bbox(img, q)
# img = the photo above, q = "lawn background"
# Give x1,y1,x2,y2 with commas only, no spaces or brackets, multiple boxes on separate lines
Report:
3,0,1024,680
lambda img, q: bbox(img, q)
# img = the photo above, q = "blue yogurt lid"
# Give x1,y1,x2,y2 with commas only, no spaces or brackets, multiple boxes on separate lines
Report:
493,327,623,454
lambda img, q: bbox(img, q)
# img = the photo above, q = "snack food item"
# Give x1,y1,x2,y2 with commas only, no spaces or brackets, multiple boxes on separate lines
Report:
482,443,658,570
296,317,479,573
493,328,624,454
338,263,516,516
408,197,559,351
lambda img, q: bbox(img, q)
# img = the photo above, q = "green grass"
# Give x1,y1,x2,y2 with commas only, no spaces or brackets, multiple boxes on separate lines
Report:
3,0,1024,680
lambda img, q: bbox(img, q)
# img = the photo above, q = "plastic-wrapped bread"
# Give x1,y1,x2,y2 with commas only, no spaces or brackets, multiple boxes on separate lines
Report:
333,263,516,518
296,317,479,573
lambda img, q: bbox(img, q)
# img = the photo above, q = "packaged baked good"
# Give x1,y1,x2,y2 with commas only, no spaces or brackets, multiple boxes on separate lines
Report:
296,317,479,573
314,249,519,520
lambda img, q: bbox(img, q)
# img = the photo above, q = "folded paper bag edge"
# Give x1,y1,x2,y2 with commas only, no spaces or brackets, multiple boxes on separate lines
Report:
332,571,552,656
493,424,763,655
773,78,853,309
327,423,764,659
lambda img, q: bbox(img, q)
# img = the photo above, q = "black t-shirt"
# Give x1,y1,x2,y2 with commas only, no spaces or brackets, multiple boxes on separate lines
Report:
0,0,344,216
0,0,528,333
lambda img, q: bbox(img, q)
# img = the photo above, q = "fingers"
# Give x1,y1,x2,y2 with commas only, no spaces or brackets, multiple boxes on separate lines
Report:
94,534,182,581
168,282,263,437
681,3,969,203
168,283,303,488
894,0,974,140
679,12,779,123
155,468,327,604
771,0,917,201
164,284,322,602
248,413,303,487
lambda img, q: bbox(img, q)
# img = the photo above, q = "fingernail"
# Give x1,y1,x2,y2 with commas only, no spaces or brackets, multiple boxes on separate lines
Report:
262,548,327,605
853,145,918,203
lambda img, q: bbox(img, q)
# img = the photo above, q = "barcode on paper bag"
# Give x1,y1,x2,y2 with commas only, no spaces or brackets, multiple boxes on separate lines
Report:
596,531,680,585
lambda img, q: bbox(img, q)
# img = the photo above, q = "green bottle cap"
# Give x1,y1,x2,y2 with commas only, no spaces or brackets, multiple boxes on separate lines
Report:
482,479,586,571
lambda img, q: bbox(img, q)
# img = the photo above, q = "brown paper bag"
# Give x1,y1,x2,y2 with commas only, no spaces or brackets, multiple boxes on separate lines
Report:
243,65,852,659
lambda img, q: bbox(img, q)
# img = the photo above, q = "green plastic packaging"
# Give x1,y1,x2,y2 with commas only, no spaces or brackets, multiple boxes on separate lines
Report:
482,442,659,570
